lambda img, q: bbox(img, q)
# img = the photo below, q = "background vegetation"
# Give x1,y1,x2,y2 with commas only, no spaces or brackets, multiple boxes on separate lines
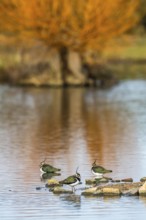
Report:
0,0,145,86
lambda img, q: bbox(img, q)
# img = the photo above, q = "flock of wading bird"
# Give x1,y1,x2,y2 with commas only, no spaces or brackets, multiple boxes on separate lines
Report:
39,159,112,192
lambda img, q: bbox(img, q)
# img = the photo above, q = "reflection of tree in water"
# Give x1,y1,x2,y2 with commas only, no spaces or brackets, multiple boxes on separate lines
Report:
82,93,121,163
29,88,86,170
82,88,141,177
2,87,139,182
13,88,129,171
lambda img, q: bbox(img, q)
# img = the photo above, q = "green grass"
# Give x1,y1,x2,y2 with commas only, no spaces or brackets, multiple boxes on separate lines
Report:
108,63,146,79
101,36,146,79
102,36,146,59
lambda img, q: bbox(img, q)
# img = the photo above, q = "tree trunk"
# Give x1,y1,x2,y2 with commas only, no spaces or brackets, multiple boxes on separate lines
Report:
59,47,69,84
18,47,87,87
59,47,86,86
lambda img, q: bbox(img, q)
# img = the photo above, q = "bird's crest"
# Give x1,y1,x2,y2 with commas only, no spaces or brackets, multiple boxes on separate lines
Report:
40,158,47,167
92,160,97,166
76,166,80,178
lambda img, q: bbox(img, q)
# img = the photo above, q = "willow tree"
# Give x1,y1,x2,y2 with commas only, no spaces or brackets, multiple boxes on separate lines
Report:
0,0,140,86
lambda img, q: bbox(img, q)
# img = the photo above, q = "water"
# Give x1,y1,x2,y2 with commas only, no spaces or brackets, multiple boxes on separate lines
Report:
0,80,146,219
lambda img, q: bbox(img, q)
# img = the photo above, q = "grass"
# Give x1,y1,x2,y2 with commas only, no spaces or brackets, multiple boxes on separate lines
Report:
0,35,146,68
102,36,146,60
101,35,146,79
108,63,146,79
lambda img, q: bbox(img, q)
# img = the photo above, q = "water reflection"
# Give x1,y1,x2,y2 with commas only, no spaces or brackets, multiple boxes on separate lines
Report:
0,82,146,181
60,194,81,208
1,81,146,219
139,196,146,207
40,172,61,182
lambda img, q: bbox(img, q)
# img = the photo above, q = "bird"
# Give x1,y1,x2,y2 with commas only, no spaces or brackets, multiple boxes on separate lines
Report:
91,160,112,178
39,159,61,174
59,168,81,193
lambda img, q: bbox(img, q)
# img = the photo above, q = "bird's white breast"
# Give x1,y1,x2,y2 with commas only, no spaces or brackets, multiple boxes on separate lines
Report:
40,167,46,174
70,179,80,187
92,169,103,177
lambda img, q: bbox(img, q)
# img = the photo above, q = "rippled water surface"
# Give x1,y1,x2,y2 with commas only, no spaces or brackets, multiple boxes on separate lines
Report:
1,81,146,220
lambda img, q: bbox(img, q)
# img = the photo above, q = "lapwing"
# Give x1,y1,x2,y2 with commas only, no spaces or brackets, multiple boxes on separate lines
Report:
40,159,61,174
59,168,81,193
91,160,112,178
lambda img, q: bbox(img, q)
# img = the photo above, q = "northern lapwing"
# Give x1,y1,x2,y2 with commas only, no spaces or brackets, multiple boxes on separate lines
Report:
40,159,61,174
59,168,81,193
91,160,112,178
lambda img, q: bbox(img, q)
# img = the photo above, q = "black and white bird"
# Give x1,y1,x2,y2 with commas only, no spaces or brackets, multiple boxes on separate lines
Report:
40,159,61,174
59,168,81,192
91,160,112,178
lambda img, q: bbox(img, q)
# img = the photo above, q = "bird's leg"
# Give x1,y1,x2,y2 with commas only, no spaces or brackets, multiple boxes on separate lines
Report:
72,186,75,193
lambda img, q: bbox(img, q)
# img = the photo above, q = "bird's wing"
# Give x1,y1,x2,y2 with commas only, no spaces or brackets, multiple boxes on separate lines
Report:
42,164,55,172
61,175,76,184
92,166,106,173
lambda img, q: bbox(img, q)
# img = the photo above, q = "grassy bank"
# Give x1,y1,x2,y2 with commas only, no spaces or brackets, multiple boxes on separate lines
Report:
102,36,146,60
101,36,146,79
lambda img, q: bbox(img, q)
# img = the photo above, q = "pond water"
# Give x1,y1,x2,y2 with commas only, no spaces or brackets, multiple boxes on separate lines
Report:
1,80,146,220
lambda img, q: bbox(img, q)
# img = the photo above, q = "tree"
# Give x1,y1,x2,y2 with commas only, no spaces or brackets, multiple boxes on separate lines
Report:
0,0,140,86
138,0,146,29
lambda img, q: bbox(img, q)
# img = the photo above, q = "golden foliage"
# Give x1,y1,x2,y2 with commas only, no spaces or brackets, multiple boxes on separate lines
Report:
0,0,140,51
